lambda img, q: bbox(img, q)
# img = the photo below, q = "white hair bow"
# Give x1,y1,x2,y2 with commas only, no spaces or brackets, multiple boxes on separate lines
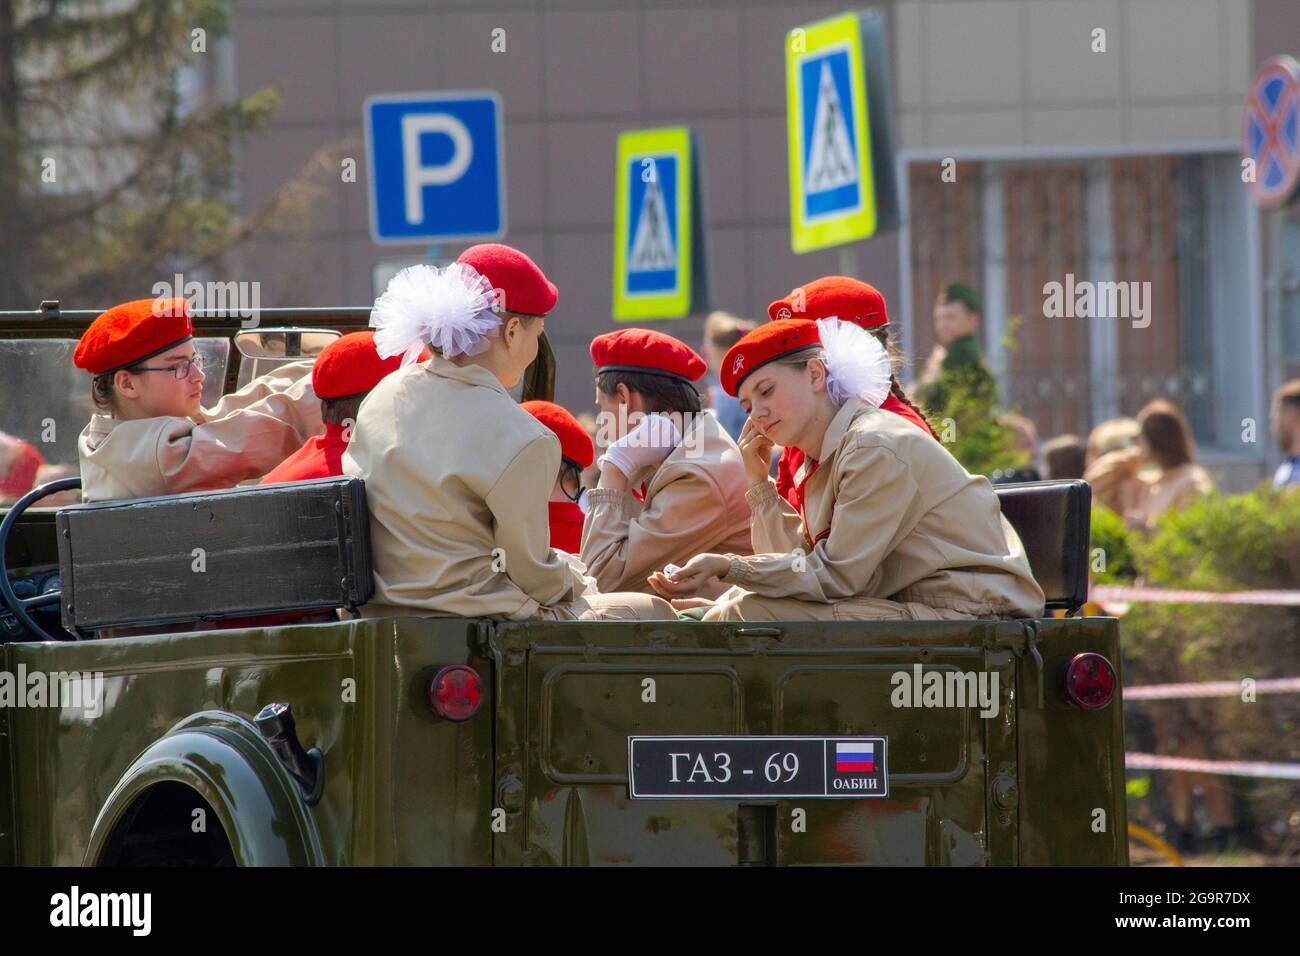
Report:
370,262,501,364
815,318,892,407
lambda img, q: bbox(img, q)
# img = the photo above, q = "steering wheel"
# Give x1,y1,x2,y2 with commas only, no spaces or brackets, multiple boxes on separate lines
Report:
0,477,82,642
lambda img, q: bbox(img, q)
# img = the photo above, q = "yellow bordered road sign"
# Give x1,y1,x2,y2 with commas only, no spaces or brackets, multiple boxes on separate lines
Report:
613,127,694,320
786,13,878,253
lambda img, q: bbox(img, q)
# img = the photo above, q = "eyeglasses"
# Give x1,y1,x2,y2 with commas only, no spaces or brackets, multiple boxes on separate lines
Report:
132,355,204,380
559,459,584,503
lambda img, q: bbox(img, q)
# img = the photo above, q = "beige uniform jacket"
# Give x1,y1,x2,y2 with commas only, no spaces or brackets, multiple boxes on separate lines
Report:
726,400,1045,618
78,361,322,503
342,355,592,620
580,411,753,594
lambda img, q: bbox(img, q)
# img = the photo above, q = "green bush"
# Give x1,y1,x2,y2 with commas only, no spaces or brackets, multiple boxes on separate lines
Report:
1089,505,1140,584
1119,484,1300,689
1137,484,1300,591
924,365,1027,477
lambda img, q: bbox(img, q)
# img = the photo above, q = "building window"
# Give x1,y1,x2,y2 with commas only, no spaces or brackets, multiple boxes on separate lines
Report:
907,152,1255,455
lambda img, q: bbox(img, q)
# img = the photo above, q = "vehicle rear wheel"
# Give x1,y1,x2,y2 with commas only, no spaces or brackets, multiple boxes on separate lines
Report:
95,782,236,867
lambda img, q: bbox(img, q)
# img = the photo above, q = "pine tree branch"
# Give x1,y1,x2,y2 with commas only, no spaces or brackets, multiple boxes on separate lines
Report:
53,136,358,299
24,87,279,229
7,4,140,48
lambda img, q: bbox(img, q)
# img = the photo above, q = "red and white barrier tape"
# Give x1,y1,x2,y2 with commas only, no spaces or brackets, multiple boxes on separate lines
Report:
1090,584,1300,607
1124,677,1300,700
1125,752,1300,780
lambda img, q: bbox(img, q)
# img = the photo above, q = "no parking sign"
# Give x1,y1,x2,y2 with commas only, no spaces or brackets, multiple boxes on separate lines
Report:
1243,56,1300,208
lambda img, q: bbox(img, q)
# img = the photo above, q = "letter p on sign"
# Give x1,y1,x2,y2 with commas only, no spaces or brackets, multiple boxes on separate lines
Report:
402,113,473,224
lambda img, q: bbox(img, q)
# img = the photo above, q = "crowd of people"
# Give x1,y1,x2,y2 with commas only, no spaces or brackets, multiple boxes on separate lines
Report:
5,242,1295,627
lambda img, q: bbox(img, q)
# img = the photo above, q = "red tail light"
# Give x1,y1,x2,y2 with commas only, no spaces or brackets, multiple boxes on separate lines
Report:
429,665,483,721
1064,653,1116,710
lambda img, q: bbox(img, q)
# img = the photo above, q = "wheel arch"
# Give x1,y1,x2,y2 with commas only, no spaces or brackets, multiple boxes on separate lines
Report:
84,710,325,867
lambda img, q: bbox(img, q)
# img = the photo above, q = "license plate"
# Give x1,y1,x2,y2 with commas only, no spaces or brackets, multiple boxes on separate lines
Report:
628,736,888,799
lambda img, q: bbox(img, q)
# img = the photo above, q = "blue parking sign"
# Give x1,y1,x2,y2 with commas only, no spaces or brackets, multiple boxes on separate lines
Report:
364,91,505,244
1243,56,1300,208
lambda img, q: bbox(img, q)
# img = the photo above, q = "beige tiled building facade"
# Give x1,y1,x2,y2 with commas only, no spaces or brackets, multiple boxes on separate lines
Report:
229,0,1300,489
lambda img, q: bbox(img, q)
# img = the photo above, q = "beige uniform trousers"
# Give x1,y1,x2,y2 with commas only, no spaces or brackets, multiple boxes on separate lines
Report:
580,411,753,595
364,591,674,623
535,591,675,621
701,585,999,622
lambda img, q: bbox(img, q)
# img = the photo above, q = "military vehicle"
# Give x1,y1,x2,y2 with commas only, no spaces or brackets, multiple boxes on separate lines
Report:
0,306,1126,866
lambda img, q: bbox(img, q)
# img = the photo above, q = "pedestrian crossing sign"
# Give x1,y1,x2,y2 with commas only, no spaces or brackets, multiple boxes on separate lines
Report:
786,13,878,253
613,127,699,320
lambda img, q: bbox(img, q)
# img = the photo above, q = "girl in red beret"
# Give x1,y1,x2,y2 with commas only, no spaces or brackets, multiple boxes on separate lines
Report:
343,244,672,623
581,327,753,595
766,276,938,513
521,400,594,554
74,297,323,502
647,318,1044,622
260,331,420,485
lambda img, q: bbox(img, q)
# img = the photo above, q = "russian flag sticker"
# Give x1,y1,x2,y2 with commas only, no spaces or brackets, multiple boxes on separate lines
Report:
835,741,875,773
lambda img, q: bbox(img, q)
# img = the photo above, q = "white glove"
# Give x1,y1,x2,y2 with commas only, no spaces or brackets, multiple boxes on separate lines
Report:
599,413,681,478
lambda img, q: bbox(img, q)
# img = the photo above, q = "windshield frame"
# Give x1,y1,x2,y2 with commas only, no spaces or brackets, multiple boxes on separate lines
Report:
0,306,557,402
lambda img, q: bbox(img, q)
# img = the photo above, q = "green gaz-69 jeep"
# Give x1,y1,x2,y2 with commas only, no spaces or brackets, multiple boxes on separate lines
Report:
0,306,1126,866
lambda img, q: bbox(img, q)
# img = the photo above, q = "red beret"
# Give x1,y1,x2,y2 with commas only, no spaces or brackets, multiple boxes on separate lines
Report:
767,276,889,329
522,400,594,468
73,297,193,375
312,331,426,399
590,328,707,384
456,243,558,317
720,319,821,397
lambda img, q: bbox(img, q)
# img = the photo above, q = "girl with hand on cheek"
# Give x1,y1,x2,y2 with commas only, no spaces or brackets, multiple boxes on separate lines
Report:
648,319,1044,622
765,276,937,514
581,328,752,597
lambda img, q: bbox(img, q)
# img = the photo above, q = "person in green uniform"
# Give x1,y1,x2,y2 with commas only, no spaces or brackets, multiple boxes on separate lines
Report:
914,281,996,412
913,281,1028,478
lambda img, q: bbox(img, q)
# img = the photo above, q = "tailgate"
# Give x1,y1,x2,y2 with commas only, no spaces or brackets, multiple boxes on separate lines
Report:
489,618,1027,866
